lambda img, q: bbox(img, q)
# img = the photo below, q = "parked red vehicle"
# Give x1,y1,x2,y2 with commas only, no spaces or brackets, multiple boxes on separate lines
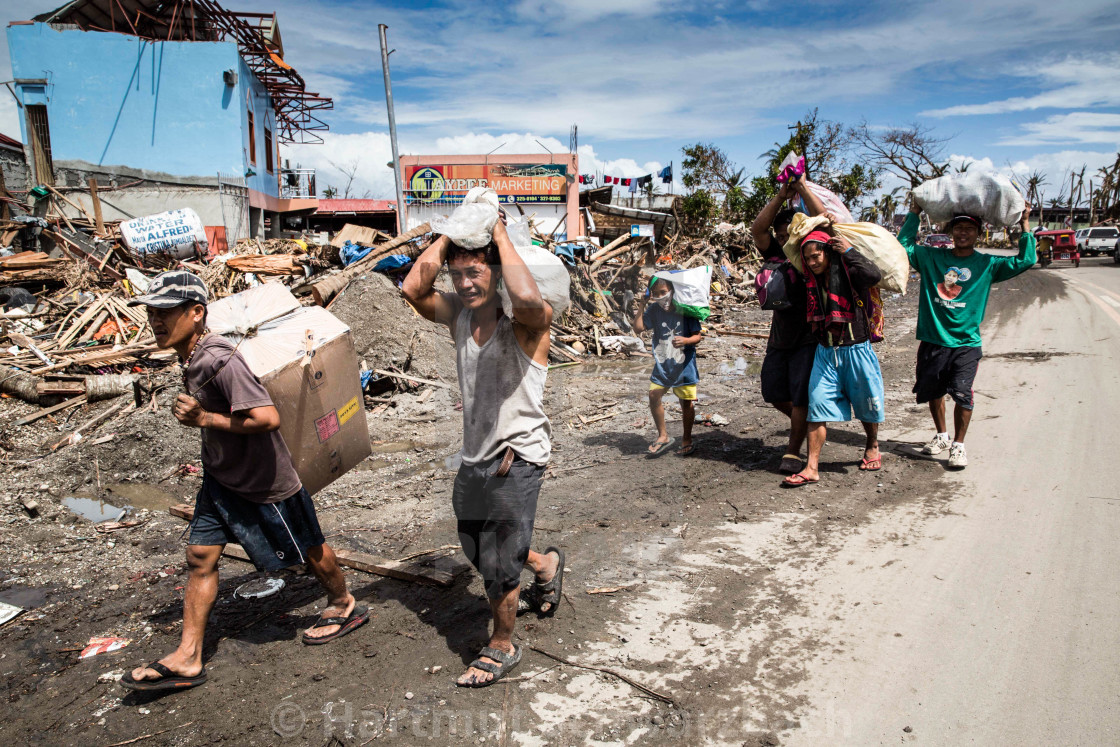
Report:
925,233,953,249
1036,229,1079,268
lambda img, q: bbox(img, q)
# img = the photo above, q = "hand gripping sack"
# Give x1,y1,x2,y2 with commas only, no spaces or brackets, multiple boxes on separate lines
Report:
754,260,791,310
783,213,910,294
651,265,712,321
802,181,855,224
912,171,1025,227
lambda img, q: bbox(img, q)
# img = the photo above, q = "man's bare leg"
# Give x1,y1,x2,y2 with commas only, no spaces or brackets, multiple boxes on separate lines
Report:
862,421,880,462
928,398,947,433
647,388,669,452
793,422,827,481
772,401,793,418
953,404,973,443
457,587,519,687
130,544,222,681
788,405,809,456
303,544,356,639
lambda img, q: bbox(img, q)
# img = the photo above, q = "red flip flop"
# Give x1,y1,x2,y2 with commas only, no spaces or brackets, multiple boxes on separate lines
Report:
859,456,882,471
782,473,819,487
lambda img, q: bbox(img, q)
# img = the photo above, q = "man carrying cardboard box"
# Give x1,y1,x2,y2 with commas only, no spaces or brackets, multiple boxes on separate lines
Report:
403,219,564,688
120,271,367,694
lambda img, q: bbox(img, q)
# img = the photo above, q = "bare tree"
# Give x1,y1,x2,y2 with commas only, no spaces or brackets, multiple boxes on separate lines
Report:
327,158,361,199
849,121,952,187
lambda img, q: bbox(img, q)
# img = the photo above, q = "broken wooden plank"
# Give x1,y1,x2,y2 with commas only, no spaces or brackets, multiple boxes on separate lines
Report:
14,394,87,426
371,368,457,391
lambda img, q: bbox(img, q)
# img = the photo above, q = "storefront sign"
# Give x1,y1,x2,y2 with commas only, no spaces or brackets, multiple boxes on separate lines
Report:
405,163,568,204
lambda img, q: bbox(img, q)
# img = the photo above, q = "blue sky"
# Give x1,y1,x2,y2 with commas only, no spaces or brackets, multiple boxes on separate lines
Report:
3,0,1119,205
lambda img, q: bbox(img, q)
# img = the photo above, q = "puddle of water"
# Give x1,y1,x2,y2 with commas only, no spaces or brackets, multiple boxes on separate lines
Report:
62,495,125,523
370,440,418,454
103,483,177,511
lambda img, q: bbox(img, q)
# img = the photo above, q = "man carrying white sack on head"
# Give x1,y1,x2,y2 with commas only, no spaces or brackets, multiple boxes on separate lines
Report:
902,180,1035,470
402,189,566,688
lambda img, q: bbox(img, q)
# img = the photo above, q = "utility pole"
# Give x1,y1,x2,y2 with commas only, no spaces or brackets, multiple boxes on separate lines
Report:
379,24,406,234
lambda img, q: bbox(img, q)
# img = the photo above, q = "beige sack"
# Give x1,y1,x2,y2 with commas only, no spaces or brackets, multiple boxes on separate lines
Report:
782,213,909,294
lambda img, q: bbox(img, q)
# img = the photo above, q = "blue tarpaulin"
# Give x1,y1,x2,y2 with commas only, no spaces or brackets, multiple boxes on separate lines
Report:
372,254,412,272
340,240,374,266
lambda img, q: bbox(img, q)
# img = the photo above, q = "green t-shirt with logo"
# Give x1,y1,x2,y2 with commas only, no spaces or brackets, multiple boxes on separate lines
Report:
899,212,1037,348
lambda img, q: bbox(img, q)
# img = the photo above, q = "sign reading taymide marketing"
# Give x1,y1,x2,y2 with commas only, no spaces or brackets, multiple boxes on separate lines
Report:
405,163,568,204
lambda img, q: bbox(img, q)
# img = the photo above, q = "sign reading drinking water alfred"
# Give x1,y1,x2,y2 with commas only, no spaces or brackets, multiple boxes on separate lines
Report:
120,208,209,260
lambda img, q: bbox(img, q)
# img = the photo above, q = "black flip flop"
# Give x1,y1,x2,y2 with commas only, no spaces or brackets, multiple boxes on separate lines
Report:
302,605,370,645
457,644,522,688
120,662,207,692
647,437,676,458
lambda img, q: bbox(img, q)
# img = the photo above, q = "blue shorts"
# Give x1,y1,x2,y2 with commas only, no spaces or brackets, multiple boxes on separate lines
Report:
807,342,885,424
189,475,325,571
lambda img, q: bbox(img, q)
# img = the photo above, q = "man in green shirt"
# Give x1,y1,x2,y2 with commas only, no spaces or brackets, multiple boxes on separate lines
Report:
899,201,1035,468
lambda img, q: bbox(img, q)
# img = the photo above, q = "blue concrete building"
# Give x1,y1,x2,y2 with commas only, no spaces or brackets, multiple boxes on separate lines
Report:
6,0,330,241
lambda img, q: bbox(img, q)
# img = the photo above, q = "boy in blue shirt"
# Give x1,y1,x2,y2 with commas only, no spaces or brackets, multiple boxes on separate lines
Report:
633,278,703,456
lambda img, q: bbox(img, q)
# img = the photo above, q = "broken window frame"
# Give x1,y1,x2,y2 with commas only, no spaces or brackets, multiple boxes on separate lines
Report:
247,108,257,166
26,104,54,186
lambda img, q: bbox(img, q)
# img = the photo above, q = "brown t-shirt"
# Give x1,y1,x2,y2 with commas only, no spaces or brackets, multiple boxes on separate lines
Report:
185,335,302,504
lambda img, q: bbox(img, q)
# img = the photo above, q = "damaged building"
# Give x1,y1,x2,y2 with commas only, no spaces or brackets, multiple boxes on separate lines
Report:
6,0,331,244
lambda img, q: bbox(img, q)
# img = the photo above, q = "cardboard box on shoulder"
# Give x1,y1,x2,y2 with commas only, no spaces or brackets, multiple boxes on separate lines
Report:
207,283,371,495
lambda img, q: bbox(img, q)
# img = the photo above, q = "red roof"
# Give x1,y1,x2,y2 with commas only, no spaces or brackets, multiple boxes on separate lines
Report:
0,133,22,151
316,199,396,214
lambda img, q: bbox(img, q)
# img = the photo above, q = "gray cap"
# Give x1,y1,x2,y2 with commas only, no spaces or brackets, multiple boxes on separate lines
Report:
127,270,209,309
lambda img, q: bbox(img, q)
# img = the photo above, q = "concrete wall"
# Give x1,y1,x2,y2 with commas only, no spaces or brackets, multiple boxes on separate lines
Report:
0,146,31,194
6,23,277,199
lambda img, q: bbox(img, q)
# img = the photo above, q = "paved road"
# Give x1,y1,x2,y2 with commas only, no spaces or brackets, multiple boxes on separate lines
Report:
787,259,1120,745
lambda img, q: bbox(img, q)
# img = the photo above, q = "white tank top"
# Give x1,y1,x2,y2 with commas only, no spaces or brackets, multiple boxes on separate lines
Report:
453,309,551,465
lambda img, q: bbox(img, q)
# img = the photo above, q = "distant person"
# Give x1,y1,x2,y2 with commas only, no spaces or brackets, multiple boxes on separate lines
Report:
750,174,829,473
402,219,563,688
121,272,365,694
783,231,885,487
900,201,1036,468
632,277,703,456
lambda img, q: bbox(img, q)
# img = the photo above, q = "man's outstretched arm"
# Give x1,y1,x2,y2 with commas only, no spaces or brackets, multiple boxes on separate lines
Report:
992,204,1037,282
401,235,460,328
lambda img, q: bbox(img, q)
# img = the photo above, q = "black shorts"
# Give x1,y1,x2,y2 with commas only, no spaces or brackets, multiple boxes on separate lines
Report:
452,452,545,601
188,475,325,571
761,343,816,407
913,341,982,410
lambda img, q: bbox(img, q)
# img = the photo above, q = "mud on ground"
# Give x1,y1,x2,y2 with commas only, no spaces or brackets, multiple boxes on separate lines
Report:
0,270,977,745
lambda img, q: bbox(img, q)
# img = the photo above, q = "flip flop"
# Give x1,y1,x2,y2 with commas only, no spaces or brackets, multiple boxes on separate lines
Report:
779,454,803,474
120,662,207,692
302,605,370,646
647,437,676,457
457,644,522,688
782,473,819,488
677,443,696,456
859,456,882,471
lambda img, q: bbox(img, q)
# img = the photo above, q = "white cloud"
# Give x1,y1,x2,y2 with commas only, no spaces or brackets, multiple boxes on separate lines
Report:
922,55,1120,117
286,130,395,199
998,112,1120,147
514,0,676,22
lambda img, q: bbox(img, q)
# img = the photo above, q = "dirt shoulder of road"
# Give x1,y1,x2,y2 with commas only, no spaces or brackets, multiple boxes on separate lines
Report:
0,266,1036,745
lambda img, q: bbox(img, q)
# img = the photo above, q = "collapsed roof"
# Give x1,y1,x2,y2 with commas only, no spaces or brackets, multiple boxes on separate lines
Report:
32,0,332,144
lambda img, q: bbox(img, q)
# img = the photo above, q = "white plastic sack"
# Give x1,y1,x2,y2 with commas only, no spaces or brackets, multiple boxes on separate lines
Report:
912,171,1025,227
430,203,499,249
804,180,855,224
783,214,909,294
120,208,208,260
499,244,571,318
652,265,712,320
